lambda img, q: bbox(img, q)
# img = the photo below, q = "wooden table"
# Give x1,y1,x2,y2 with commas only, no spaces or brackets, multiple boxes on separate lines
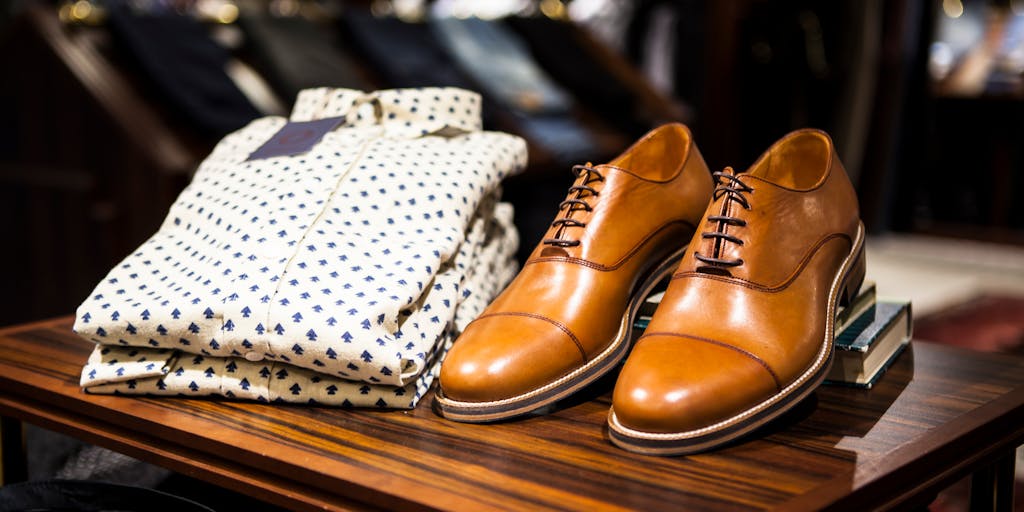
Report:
0,317,1021,511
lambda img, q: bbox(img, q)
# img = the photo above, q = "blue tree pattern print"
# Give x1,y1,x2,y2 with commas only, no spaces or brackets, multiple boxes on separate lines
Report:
75,87,526,408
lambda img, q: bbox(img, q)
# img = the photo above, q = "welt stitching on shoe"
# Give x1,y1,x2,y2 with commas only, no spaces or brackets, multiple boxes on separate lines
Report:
640,332,782,391
674,232,853,292
528,219,697,271
472,312,587,362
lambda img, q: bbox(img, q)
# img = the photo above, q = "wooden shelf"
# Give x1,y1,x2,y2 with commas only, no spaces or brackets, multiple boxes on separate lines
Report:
1,316,1022,510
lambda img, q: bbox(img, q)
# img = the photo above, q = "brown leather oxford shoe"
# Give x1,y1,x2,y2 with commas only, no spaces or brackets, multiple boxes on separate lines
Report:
608,129,866,455
436,123,713,422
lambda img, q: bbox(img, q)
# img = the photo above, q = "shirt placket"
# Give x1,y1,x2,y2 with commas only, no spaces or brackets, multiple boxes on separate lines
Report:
224,91,385,366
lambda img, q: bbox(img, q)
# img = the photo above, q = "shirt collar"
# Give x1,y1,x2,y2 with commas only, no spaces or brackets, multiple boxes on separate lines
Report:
289,87,483,137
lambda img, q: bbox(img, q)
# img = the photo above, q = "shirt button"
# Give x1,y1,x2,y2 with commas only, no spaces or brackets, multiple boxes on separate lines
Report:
244,352,262,362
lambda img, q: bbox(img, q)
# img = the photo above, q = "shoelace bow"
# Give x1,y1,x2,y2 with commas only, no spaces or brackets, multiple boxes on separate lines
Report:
695,167,753,268
542,163,605,248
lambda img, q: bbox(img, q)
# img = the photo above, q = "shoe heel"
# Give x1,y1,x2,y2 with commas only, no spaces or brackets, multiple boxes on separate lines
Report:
839,245,866,308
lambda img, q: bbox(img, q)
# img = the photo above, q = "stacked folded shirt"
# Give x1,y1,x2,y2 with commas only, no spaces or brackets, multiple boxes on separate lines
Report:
74,87,527,408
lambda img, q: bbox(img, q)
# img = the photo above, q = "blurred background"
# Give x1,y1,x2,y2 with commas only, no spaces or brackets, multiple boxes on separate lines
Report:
1,0,1023,323
0,0,1022,510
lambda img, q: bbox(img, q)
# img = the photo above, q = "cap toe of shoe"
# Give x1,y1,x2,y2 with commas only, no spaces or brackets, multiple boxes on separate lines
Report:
440,313,587,403
611,333,779,434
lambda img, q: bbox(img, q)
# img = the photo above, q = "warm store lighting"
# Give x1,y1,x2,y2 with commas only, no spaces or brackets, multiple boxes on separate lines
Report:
70,0,93,22
215,3,239,24
943,0,965,19
540,0,567,20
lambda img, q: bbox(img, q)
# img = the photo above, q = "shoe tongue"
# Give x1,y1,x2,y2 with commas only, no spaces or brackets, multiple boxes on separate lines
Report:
540,246,570,258
537,163,605,258
718,166,752,189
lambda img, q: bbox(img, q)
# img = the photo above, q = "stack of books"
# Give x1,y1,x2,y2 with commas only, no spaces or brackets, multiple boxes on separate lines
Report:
632,281,913,389
825,281,913,388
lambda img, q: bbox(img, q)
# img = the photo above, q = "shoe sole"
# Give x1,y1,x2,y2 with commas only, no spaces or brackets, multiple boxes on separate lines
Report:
435,244,689,423
607,222,866,455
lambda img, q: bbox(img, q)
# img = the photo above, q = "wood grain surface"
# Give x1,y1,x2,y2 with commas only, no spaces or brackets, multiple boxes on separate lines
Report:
0,317,1022,511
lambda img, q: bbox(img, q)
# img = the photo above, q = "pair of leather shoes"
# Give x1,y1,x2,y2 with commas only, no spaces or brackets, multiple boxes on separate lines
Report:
435,123,865,456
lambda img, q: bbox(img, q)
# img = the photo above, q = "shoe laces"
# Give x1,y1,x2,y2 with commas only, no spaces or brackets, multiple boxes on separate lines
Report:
542,163,605,248
695,167,753,269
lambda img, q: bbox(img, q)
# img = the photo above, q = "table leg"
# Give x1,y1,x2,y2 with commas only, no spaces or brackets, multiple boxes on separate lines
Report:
1,416,27,485
970,451,1016,512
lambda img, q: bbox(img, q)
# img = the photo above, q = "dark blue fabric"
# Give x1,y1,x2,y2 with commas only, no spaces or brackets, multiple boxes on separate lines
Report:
504,16,650,137
238,14,371,104
339,11,474,90
338,11,507,131
105,2,262,138
340,11,600,165
427,15,599,164
428,15,571,115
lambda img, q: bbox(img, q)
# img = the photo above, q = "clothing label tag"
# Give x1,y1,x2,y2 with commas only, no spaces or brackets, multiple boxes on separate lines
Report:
247,116,345,161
